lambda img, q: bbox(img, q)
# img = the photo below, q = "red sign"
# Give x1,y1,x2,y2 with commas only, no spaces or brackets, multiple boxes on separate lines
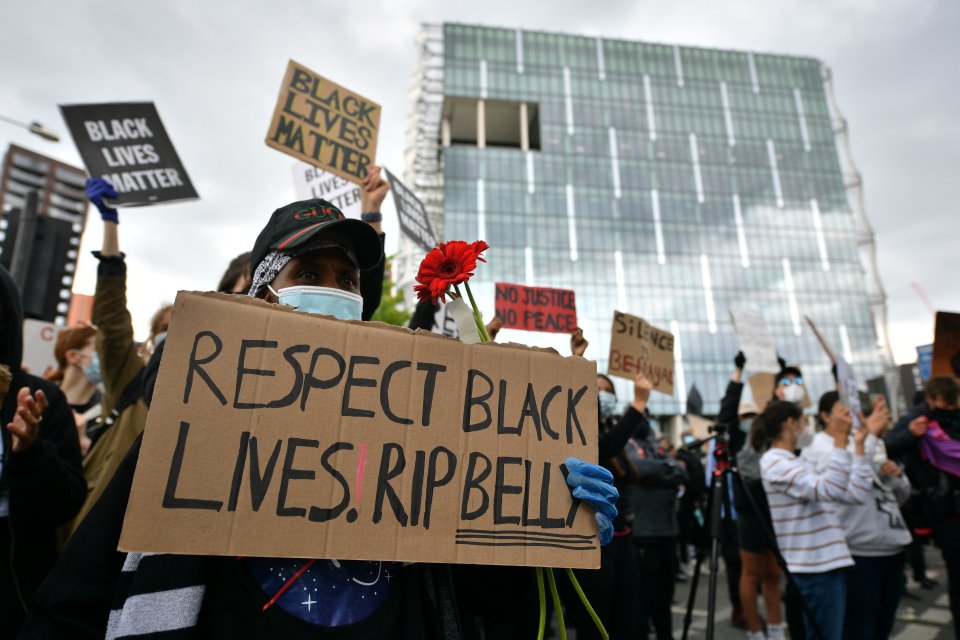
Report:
494,283,577,334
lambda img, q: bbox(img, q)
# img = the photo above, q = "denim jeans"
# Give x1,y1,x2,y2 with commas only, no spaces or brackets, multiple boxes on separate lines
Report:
844,554,905,640
792,569,847,640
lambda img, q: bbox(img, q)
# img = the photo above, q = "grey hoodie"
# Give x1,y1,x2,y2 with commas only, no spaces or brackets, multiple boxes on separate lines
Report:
801,432,912,557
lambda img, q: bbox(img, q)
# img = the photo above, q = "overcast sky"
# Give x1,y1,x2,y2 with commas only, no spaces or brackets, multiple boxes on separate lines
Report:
2,0,957,364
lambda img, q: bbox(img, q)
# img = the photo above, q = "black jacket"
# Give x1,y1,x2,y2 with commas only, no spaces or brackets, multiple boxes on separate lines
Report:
0,266,85,631
628,411,687,538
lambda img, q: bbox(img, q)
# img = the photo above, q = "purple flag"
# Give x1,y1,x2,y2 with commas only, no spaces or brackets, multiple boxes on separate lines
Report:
920,421,960,479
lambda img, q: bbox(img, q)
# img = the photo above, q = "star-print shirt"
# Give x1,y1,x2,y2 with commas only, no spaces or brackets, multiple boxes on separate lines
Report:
198,557,404,638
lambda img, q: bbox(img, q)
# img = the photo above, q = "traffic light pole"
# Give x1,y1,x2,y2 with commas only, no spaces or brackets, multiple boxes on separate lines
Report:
10,189,38,289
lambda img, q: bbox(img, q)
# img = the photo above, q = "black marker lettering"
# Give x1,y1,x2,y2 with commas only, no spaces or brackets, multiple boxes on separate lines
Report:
308,442,354,522
422,446,456,529
380,360,412,425
163,421,223,511
234,340,278,409
277,438,318,517
373,443,408,526
341,355,379,418
461,452,492,521
184,331,226,405
463,369,493,432
494,457,523,525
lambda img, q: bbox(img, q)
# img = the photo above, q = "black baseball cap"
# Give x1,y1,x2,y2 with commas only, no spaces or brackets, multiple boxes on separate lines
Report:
251,199,382,272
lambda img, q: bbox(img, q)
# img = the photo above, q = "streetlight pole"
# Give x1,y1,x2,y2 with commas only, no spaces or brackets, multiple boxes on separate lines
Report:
0,114,60,142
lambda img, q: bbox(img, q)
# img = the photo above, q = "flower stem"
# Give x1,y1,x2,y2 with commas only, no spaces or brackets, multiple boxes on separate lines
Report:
546,569,567,640
463,281,491,342
535,568,546,640
565,568,608,640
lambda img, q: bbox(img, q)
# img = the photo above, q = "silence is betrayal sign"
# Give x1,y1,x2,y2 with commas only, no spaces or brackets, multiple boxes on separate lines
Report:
385,168,437,252
607,310,675,395
495,283,577,334
292,162,361,219
120,293,600,569
266,60,381,184
59,102,198,206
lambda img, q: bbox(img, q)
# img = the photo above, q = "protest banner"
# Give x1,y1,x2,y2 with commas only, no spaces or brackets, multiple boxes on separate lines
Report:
385,168,437,252
866,375,890,414
266,60,381,184
607,310,674,395
59,102,198,206
292,162,361,218
21,319,62,377
932,312,960,378
835,357,862,426
730,307,780,373
120,292,599,569
917,344,934,381
495,283,577,335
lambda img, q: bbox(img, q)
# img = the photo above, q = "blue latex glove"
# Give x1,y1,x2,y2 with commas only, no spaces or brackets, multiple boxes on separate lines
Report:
85,177,119,223
565,457,618,546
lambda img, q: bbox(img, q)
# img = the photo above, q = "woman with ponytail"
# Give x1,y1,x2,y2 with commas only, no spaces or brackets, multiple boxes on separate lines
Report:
47,325,101,455
757,399,872,640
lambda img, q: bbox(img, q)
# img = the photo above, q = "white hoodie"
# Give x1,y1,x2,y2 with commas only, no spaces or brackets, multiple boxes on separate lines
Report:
801,432,912,557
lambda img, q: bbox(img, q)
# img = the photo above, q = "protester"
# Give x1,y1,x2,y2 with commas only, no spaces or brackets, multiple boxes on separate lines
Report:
21,196,619,639
0,265,85,636
630,390,687,640
568,369,645,640
801,390,905,640
886,376,960,634
675,429,704,577
216,251,253,293
66,178,152,535
46,325,101,455
755,399,872,640
139,303,172,360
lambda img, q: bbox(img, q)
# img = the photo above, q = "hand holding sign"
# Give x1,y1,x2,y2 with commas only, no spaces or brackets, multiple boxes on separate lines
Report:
631,374,652,413
571,328,588,357
360,165,390,216
86,177,119,223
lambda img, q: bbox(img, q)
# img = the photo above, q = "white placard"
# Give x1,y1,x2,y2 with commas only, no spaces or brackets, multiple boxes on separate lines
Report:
22,319,63,378
291,162,362,219
730,307,780,373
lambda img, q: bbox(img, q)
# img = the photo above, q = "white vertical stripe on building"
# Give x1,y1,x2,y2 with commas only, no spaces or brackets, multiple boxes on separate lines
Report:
839,324,854,363
767,138,784,208
525,246,535,286
809,198,830,271
596,38,606,80
566,184,578,261
700,254,718,334
732,194,750,268
515,30,524,74
614,250,627,310
747,53,759,93
689,133,704,203
671,320,688,408
526,152,535,194
720,82,736,146
479,60,488,99
651,189,666,265
782,258,802,336
794,88,811,152
673,45,685,87
563,67,575,136
477,179,486,241
609,127,622,199
643,75,657,141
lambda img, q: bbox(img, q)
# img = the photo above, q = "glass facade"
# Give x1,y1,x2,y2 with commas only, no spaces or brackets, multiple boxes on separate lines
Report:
407,24,888,415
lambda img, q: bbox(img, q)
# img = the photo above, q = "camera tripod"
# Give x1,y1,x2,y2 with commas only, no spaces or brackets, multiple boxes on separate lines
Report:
680,424,825,640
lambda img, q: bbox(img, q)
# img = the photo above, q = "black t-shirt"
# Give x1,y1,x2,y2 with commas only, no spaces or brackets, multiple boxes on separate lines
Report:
69,388,102,416
197,557,404,639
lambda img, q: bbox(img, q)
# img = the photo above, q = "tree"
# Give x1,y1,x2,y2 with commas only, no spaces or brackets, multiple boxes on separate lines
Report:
371,259,412,327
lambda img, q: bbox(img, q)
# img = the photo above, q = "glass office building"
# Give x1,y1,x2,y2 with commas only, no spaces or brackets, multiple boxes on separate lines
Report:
403,24,892,416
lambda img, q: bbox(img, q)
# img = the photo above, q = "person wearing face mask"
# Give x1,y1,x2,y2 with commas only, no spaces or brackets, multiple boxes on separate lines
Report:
46,326,102,456
801,391,905,640
63,178,152,537
886,375,960,634
756,399,871,640
22,196,620,640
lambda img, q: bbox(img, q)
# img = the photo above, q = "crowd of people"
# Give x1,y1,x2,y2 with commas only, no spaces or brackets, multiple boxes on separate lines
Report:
0,166,957,640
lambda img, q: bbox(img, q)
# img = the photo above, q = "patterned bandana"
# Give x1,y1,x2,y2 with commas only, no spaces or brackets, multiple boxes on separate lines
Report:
248,237,359,298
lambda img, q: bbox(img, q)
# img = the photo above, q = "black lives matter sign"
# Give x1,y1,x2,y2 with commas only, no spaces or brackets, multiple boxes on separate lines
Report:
60,102,198,206
266,60,381,184
384,168,437,252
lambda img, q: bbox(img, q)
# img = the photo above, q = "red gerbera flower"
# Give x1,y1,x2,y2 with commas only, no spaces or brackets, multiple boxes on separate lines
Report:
414,240,487,303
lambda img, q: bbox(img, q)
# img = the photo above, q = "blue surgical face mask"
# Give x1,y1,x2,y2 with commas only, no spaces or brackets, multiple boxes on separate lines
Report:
83,352,102,385
598,390,618,421
153,331,167,347
740,417,754,432
270,285,363,321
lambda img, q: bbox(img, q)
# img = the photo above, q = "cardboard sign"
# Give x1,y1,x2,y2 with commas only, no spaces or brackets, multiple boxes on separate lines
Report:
917,344,934,381
120,292,599,569
266,60,381,184
292,162,361,218
607,311,674,395
932,312,960,378
730,308,780,373
748,372,811,412
21,319,63,377
59,102,198,206
495,283,577,335
385,168,437,252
